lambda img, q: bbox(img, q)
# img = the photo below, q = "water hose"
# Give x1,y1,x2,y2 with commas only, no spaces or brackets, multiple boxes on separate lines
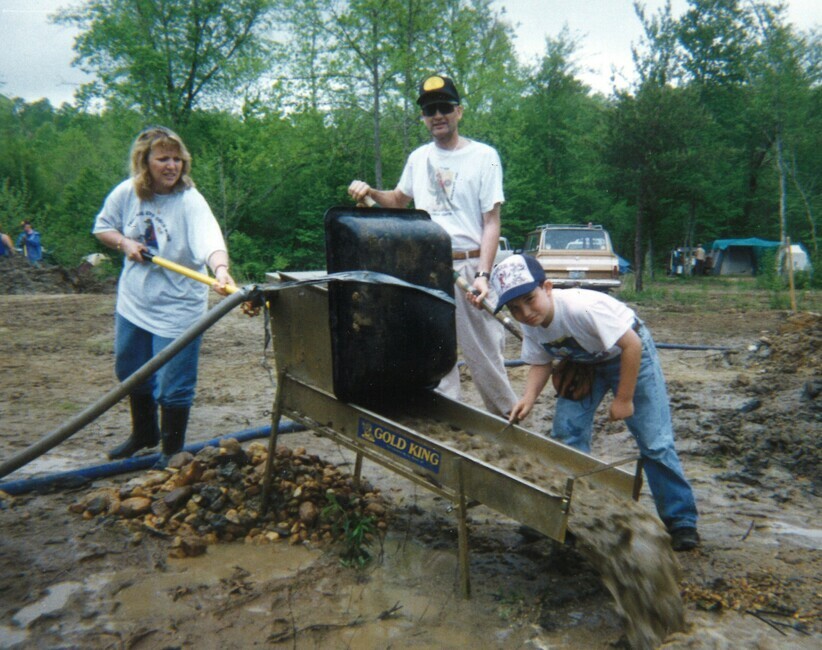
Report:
0,286,257,480
0,421,306,496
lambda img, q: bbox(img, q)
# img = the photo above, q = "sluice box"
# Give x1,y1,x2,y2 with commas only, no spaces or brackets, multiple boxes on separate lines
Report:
260,206,642,597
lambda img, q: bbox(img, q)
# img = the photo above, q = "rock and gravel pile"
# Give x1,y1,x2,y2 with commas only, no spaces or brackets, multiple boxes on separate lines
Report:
68,438,388,558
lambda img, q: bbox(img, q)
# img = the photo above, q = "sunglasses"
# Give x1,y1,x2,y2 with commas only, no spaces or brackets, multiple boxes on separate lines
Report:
422,102,457,117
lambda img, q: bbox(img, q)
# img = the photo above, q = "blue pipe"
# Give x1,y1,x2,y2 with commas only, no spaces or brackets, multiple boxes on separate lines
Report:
0,421,305,497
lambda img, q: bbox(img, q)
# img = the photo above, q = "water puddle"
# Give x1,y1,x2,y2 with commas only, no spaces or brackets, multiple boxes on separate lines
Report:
11,581,84,628
271,536,524,647
102,536,490,646
110,542,321,623
0,625,27,649
7,453,86,479
766,520,822,548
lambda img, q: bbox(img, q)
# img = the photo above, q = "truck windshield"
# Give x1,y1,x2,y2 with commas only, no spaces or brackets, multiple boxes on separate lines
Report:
544,229,607,251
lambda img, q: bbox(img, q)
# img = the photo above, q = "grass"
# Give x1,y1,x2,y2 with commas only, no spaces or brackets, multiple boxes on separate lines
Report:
321,492,378,569
616,274,821,313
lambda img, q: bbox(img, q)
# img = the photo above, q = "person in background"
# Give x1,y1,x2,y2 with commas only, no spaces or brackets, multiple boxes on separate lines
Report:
0,226,14,257
490,254,700,551
93,126,236,468
694,243,706,276
348,74,516,416
16,221,42,266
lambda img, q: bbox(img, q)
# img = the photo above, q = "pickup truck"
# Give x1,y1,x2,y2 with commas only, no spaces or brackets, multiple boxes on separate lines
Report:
494,236,514,266
523,224,621,291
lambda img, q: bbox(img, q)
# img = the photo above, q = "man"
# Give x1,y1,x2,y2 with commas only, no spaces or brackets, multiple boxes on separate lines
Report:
348,74,516,416
16,220,43,266
694,243,706,276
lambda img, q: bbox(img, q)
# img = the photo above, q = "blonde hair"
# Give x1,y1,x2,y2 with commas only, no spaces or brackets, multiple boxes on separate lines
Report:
129,126,194,200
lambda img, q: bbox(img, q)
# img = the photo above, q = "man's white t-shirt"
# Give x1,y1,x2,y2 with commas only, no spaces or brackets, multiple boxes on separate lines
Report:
520,288,637,365
397,140,504,251
93,180,227,338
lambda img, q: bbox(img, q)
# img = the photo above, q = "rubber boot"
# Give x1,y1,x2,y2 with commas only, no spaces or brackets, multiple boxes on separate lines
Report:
108,394,160,460
154,406,190,469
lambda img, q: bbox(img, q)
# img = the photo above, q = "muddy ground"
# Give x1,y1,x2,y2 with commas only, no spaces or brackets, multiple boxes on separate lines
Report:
0,255,820,649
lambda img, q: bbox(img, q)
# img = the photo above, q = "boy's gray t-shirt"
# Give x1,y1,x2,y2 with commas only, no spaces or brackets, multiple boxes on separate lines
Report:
93,179,227,338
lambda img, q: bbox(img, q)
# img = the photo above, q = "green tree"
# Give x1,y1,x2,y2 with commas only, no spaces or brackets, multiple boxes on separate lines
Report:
746,3,820,250
55,0,278,126
499,30,610,246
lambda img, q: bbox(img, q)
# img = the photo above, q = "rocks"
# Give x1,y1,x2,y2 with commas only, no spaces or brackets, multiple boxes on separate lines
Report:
119,497,152,518
69,440,389,559
170,535,207,558
298,501,319,525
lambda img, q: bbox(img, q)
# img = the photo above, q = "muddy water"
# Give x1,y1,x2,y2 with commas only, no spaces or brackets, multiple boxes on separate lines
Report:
406,418,685,649
0,534,507,649
569,481,684,649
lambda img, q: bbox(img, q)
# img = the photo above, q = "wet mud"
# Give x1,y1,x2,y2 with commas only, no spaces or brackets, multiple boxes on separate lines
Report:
0,269,820,648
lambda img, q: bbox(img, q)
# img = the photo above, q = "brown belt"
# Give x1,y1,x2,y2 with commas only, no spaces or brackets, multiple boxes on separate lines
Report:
452,249,481,260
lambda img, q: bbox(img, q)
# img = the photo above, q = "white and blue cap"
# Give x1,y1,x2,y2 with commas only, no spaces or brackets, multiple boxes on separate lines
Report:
491,254,546,313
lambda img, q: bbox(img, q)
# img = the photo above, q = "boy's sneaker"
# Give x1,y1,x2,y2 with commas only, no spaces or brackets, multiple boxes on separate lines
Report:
670,527,700,551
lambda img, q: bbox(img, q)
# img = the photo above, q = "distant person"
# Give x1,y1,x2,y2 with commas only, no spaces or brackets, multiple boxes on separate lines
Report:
675,248,685,276
0,226,14,257
694,243,706,276
348,74,516,416
93,126,236,468
490,254,700,552
16,221,42,266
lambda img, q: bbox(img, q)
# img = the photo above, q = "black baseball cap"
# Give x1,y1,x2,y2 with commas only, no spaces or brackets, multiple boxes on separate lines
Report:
417,75,461,107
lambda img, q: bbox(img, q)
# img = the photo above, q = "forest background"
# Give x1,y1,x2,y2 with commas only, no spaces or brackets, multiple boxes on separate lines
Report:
0,0,819,289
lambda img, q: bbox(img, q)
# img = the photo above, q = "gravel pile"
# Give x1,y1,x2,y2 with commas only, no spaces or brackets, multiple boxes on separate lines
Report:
69,438,388,558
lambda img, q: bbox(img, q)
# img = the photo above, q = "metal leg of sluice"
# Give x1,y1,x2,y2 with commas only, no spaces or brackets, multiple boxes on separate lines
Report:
457,461,471,599
353,453,363,491
261,369,287,513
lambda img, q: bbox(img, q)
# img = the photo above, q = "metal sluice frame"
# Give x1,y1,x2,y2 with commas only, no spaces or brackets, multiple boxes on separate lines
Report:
260,273,642,598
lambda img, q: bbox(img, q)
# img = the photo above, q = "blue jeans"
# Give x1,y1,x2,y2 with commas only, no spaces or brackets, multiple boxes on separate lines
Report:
114,314,201,408
551,325,698,532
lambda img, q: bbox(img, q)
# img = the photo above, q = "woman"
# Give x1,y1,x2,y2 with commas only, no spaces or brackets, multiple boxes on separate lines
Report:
93,126,235,467
0,226,14,257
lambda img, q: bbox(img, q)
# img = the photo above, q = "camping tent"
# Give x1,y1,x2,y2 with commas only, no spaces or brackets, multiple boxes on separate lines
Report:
708,238,780,275
616,254,632,274
778,243,813,275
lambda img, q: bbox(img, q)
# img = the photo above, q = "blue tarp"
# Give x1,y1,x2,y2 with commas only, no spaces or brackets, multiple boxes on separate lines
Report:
710,238,780,251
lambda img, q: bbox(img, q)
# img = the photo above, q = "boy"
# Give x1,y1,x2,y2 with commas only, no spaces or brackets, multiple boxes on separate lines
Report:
491,254,699,551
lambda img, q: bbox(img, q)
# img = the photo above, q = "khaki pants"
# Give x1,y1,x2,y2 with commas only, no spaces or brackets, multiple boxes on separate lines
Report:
437,259,517,416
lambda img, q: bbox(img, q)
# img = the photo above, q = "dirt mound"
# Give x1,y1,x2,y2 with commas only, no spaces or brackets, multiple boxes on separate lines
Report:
0,255,116,295
684,311,822,493
763,311,821,372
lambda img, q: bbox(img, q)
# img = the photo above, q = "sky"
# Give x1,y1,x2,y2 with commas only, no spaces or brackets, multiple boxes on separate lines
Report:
0,0,820,107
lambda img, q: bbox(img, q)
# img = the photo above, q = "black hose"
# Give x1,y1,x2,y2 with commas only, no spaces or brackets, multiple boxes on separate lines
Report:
0,286,257,480
655,342,733,351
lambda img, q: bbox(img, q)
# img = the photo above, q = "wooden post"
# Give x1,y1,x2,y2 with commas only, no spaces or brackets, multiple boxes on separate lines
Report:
786,237,797,312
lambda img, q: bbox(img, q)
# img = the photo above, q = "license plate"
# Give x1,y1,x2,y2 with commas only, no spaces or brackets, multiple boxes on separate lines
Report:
569,270,586,279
